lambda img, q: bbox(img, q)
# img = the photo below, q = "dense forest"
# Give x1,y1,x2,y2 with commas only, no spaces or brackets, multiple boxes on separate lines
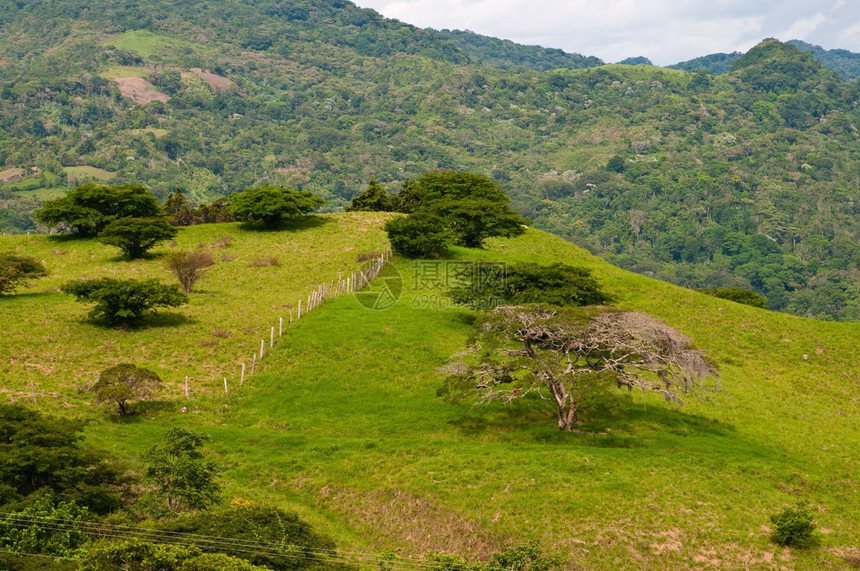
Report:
2,0,860,321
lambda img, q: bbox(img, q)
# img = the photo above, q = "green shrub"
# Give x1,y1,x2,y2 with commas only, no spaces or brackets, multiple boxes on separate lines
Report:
34,184,160,236
384,213,451,258
92,363,163,416
0,252,47,294
230,186,324,228
770,505,816,548
698,287,768,309
61,278,187,327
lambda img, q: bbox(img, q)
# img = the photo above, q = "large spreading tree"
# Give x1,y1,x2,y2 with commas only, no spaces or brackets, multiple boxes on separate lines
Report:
229,186,324,228
0,252,47,294
61,278,187,327
97,217,179,258
34,184,161,236
440,304,719,431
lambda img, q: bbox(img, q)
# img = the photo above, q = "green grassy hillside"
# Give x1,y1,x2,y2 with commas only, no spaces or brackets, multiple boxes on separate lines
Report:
1,215,857,569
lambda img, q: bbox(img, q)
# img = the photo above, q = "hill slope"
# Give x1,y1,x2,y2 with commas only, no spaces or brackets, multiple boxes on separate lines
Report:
2,3,860,320
1,217,857,569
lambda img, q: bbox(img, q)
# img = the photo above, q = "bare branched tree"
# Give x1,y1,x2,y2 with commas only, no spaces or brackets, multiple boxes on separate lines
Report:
440,305,718,431
164,250,215,293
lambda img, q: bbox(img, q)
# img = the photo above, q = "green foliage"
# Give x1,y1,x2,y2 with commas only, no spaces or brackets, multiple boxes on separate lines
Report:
0,404,124,514
413,171,528,248
230,186,324,228
0,252,47,294
769,505,817,549
605,155,625,173
485,542,563,571
164,249,215,293
346,177,395,212
92,363,162,416
61,277,187,327
161,503,341,571
143,428,221,514
384,213,451,258
33,185,160,237
78,539,268,571
698,287,768,309
97,217,179,258
0,493,90,558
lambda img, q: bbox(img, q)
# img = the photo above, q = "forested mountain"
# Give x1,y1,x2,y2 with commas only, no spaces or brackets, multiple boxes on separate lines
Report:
2,1,860,321
669,41,860,81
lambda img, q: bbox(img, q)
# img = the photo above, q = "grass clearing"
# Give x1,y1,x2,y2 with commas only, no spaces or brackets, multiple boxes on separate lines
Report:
104,30,207,59
63,165,116,185
1,219,857,569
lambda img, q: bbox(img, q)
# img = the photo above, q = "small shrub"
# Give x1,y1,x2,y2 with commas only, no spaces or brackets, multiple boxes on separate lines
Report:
0,252,48,294
770,505,816,548
221,253,237,262
211,328,230,338
248,256,280,267
92,363,162,416
211,236,233,248
357,250,383,262
698,287,768,309
165,250,215,293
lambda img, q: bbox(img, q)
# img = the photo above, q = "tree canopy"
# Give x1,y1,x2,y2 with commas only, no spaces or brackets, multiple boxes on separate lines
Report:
229,186,324,228
92,363,163,416
34,184,160,236
97,217,179,258
61,277,187,327
441,305,718,430
0,252,47,294
143,428,221,513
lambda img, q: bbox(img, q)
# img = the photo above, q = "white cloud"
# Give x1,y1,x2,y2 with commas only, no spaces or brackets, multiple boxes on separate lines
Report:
354,0,859,65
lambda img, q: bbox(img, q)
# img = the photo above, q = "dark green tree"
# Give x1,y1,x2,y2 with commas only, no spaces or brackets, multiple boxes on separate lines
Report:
413,171,529,248
92,363,163,416
143,428,222,513
230,186,324,228
0,493,91,558
450,262,613,308
98,217,179,258
61,278,187,327
164,188,195,226
346,177,395,211
698,287,768,309
384,213,451,258
34,184,160,236
0,253,48,294
0,404,125,513
78,540,266,571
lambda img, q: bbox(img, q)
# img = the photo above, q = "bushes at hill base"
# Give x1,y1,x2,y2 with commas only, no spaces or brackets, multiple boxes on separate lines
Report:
346,177,396,212
385,213,452,258
61,278,188,327
230,186,324,228
34,184,160,236
0,252,47,294
159,502,343,571
92,363,163,416
164,189,235,226
0,404,126,514
97,217,179,258
78,540,269,571
698,287,768,308
0,493,91,558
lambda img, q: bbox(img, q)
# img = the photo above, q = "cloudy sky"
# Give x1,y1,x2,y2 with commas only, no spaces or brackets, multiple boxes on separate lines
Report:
352,0,860,66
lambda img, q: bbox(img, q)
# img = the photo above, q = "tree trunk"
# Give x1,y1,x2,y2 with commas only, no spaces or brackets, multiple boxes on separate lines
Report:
548,378,576,431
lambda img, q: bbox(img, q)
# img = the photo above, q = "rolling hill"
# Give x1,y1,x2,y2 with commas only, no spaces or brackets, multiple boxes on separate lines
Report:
1,1,860,323
0,215,858,569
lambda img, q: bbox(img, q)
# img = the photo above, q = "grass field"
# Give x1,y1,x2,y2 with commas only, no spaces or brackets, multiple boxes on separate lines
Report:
1,217,857,569
104,30,207,59
63,165,116,185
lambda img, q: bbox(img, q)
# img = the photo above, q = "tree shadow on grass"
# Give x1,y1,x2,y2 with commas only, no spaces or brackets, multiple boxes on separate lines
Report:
79,312,196,330
238,215,331,233
449,392,737,450
102,400,180,424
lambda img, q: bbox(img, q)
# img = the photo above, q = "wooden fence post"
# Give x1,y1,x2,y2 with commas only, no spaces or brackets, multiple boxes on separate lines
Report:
279,317,283,337
270,327,274,348
251,353,256,376
185,376,189,400
240,363,246,386
260,339,264,359
31,380,37,405
224,377,228,396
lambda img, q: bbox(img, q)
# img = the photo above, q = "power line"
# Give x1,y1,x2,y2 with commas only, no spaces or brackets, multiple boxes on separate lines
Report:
0,512,463,571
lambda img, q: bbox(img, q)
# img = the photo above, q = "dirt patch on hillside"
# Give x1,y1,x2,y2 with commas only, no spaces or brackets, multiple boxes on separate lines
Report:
0,168,25,184
191,68,235,92
114,77,170,105
319,487,503,558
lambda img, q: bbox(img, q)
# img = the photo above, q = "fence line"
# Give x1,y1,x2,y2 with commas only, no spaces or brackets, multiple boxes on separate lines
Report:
203,247,392,399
